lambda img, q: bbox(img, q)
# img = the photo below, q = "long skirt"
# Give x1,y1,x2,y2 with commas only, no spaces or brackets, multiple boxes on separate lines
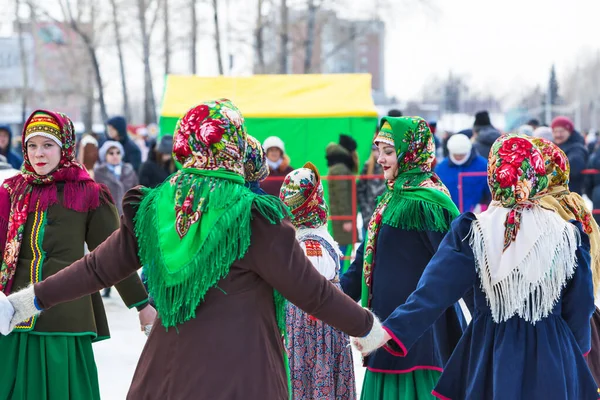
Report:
587,306,600,385
360,369,442,400
0,333,100,400
286,301,356,399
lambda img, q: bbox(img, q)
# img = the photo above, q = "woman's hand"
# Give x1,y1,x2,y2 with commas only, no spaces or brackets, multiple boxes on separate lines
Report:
138,304,157,336
351,313,391,356
0,291,15,335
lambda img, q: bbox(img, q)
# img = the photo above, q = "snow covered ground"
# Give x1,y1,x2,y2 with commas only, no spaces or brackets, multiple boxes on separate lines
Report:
95,296,366,399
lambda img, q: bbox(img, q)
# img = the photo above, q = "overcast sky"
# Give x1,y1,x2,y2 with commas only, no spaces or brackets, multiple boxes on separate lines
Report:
378,0,600,102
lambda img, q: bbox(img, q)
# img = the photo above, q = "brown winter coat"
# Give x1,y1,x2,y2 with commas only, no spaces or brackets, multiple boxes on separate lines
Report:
11,183,148,340
34,187,374,400
326,144,357,245
93,163,138,215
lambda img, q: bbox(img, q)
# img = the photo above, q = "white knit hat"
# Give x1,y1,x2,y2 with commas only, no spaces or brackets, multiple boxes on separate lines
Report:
447,133,472,155
263,136,285,153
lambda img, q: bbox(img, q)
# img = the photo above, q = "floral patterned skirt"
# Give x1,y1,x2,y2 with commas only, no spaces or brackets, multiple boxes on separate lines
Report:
286,292,356,400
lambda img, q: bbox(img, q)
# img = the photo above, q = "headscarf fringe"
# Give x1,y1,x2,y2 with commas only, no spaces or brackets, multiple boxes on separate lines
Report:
382,192,455,233
134,174,289,329
469,207,580,324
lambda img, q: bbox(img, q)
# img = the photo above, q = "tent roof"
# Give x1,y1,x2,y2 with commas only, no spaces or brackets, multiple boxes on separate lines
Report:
160,74,378,119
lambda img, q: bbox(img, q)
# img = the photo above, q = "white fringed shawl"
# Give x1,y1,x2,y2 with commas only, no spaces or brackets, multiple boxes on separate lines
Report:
470,205,580,324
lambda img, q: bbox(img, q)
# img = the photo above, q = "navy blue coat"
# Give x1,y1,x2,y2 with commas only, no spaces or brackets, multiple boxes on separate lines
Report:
0,125,23,170
383,213,597,399
435,151,490,212
341,217,465,374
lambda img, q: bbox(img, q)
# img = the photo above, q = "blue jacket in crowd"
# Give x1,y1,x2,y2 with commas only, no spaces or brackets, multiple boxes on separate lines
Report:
435,150,489,212
0,125,23,170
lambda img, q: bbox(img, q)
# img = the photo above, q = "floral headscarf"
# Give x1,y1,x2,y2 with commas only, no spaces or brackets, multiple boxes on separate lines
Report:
134,99,288,330
0,110,110,294
471,134,579,323
487,134,549,249
279,162,328,229
531,136,600,295
361,116,459,307
244,134,269,195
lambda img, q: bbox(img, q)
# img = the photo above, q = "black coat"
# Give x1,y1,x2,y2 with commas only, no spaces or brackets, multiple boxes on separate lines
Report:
560,131,588,195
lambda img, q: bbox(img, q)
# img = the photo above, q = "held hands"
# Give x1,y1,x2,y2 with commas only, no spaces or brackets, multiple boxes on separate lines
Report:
0,291,15,336
0,285,40,335
138,304,157,337
350,312,391,356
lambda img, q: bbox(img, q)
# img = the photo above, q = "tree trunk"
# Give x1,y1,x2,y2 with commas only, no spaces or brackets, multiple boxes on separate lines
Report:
164,0,170,76
254,0,265,73
109,0,131,121
212,0,224,75
304,0,317,74
190,0,197,74
138,0,157,124
15,0,29,125
279,0,288,74
83,66,94,132
86,39,108,122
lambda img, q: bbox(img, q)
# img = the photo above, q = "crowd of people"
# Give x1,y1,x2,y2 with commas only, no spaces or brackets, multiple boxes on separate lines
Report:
0,101,597,400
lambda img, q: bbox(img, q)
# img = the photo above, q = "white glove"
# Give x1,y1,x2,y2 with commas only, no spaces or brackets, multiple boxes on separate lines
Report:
7,285,41,332
351,311,386,355
0,291,15,336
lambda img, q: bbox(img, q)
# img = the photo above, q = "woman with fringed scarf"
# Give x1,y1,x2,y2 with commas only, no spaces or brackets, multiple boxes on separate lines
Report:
280,162,356,400
0,110,154,400
341,116,466,400
530,136,600,385
0,100,385,400
353,134,598,399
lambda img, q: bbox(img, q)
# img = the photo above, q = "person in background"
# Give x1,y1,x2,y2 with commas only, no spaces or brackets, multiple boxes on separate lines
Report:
0,155,19,183
261,136,294,196
77,134,99,179
106,116,142,172
551,116,588,195
0,125,23,170
517,124,534,136
533,126,553,141
527,118,540,131
138,135,176,189
94,140,139,298
326,134,358,266
472,110,501,159
357,143,385,240
133,127,150,163
435,133,489,212
387,109,403,117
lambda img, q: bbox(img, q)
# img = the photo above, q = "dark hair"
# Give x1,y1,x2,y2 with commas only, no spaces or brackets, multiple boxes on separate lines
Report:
387,109,403,117
527,119,540,127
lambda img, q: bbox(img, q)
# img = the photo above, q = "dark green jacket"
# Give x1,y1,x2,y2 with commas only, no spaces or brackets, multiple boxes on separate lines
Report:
326,144,356,246
12,183,148,341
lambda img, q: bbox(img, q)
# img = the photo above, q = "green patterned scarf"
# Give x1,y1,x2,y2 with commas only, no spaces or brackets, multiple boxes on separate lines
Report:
134,100,289,331
361,117,459,307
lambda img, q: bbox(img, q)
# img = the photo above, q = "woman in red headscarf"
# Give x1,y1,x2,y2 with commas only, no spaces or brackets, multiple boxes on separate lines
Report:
0,110,154,400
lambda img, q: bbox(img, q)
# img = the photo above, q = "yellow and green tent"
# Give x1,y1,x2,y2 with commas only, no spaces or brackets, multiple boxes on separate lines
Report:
159,74,379,175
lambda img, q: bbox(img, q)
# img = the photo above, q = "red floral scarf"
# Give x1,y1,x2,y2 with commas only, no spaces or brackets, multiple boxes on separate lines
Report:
0,110,112,293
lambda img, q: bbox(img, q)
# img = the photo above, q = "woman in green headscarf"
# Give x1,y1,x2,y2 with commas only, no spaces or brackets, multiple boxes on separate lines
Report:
341,116,466,399
0,99,385,400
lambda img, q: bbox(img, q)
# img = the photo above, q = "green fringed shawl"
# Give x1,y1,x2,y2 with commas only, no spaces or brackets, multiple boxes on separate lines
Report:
360,180,460,307
133,168,290,330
